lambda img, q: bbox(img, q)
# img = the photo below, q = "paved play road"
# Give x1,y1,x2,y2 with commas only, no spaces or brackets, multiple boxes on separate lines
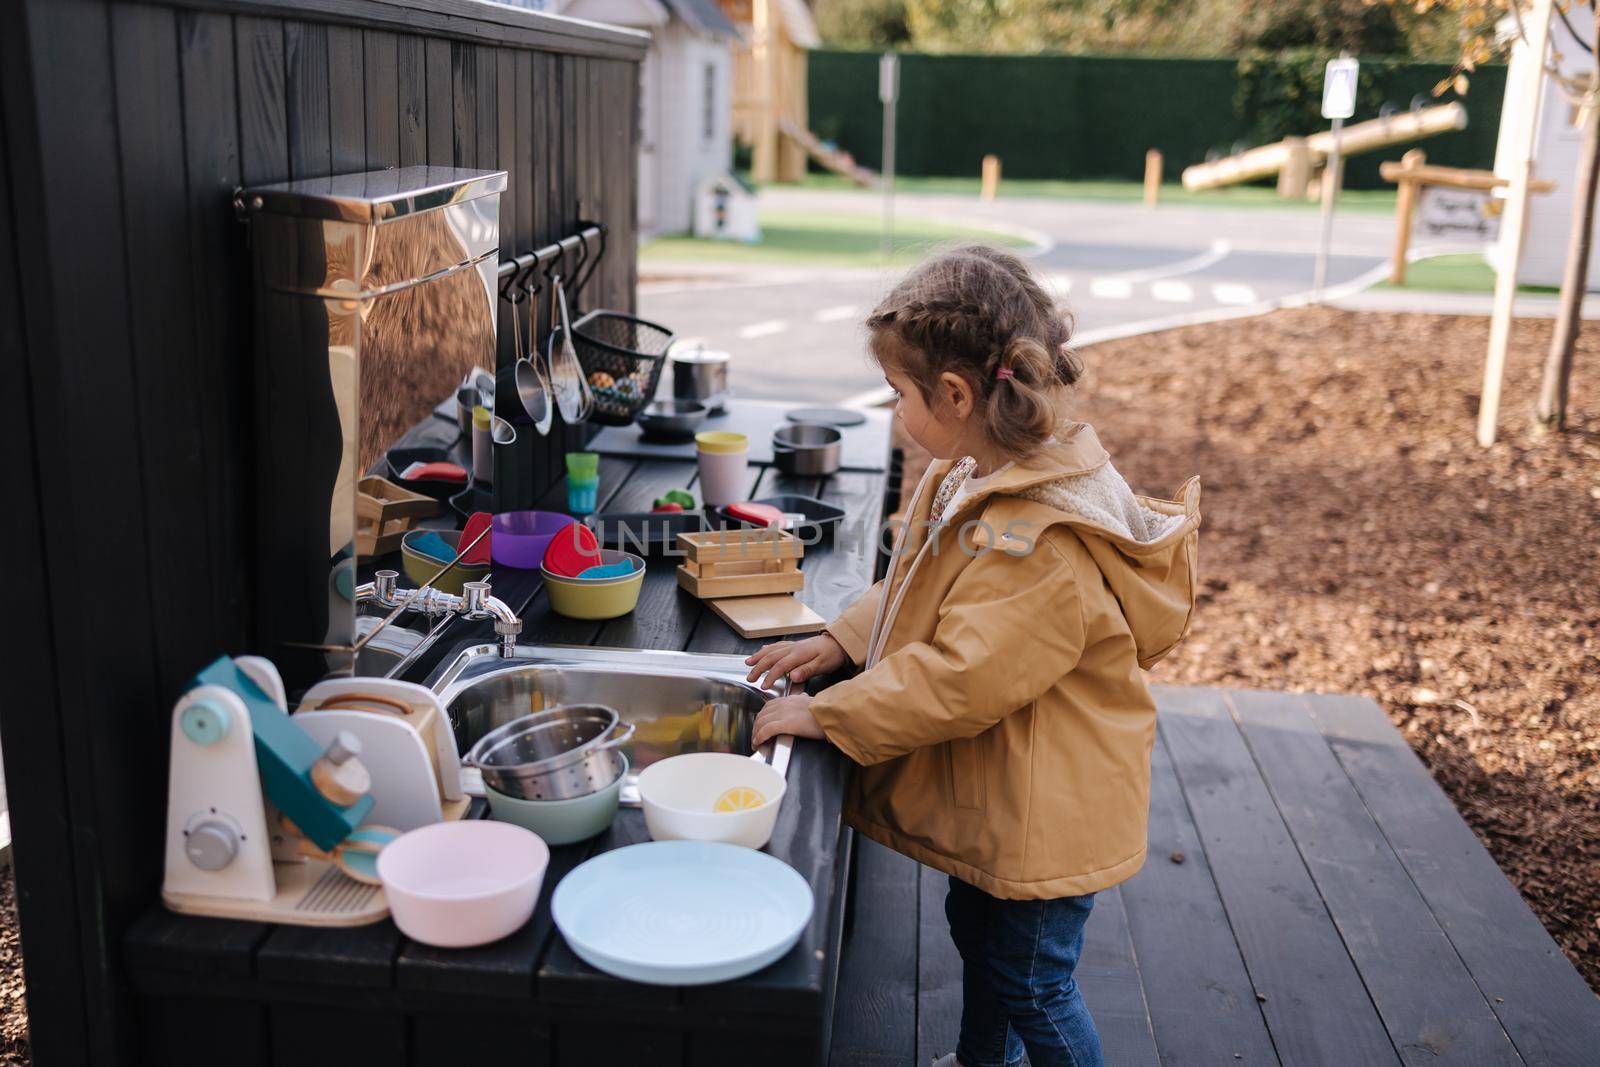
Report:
640,188,1477,405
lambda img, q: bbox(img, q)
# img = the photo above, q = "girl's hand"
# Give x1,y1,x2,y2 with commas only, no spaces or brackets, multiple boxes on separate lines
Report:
752,694,825,749
744,633,848,691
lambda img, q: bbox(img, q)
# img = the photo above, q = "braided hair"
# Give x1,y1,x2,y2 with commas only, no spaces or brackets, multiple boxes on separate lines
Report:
866,244,1081,460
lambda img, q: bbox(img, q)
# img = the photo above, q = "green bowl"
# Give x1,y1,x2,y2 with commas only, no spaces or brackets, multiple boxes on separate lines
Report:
400,529,489,596
541,551,645,619
486,756,626,846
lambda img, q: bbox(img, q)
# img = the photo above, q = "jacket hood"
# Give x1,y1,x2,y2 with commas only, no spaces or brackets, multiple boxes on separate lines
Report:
936,422,1202,668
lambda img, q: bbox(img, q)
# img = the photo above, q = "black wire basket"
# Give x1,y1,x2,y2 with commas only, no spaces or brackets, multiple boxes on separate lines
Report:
569,309,676,426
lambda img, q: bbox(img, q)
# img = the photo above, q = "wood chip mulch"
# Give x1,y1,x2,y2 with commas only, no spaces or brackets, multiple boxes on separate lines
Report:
0,869,28,1065
894,306,1599,990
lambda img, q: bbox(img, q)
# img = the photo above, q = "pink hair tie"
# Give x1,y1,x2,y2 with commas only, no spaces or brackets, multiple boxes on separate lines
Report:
995,367,1015,381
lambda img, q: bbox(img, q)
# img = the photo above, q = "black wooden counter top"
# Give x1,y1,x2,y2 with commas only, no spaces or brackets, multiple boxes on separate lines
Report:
124,419,895,1066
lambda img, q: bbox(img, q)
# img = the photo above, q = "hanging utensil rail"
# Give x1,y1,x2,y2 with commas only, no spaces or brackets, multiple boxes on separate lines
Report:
497,221,606,304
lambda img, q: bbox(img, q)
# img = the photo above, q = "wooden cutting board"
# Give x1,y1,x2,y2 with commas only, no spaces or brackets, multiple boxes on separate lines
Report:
707,595,826,639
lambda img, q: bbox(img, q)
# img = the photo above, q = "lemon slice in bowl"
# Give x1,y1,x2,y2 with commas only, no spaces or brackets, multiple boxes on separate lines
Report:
713,786,766,813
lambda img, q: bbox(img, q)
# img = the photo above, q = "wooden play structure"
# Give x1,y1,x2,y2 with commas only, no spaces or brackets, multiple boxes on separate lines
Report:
1181,102,1468,195
1380,148,1557,284
721,0,878,185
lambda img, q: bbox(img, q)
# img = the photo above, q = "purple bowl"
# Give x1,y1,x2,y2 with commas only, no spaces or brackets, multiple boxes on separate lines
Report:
491,511,576,569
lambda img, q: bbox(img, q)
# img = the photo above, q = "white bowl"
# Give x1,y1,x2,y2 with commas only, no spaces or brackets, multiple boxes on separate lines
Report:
636,752,787,850
375,821,549,947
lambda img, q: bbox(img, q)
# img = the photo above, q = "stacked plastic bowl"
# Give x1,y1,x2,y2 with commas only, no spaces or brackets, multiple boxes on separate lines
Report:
538,520,645,619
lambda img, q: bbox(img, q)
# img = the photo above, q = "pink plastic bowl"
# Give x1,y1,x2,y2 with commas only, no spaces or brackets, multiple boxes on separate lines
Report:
376,821,549,948
491,510,576,569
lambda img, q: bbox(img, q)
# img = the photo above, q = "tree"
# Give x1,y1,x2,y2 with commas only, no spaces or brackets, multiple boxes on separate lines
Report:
812,0,912,49
1397,0,1598,435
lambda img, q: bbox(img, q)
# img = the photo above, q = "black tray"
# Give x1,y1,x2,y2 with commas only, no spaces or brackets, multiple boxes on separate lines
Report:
717,494,846,541
583,509,709,554
386,446,471,502
448,484,492,522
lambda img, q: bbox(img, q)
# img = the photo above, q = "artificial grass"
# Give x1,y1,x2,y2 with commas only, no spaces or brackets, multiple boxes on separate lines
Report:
781,173,1399,213
1378,252,1559,295
641,208,1034,267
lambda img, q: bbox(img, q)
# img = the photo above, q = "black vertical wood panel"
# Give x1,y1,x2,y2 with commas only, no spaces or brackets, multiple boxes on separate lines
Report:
451,41,476,168
15,0,163,1060
363,29,399,169
283,21,331,179
112,4,219,699
236,16,290,185
476,46,497,172
424,35,451,164
0,13,93,1062
326,24,364,173
397,33,426,166
495,44,516,370
176,9,251,651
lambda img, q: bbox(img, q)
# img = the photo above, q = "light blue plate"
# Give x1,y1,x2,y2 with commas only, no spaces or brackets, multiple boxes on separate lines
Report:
552,841,813,986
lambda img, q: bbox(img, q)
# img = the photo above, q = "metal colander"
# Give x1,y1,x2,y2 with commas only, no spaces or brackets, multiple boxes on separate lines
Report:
464,704,634,801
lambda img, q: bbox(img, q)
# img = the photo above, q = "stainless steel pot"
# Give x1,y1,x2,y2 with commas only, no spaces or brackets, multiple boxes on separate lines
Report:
463,704,635,801
670,347,731,414
772,422,843,476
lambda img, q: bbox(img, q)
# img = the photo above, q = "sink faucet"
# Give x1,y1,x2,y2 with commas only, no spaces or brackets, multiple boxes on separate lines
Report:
355,569,523,675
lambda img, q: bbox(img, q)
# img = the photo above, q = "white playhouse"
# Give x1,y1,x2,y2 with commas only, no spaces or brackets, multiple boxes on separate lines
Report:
556,0,740,236
1492,3,1598,289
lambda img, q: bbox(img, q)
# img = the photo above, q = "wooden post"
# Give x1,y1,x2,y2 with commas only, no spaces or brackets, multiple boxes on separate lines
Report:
751,0,779,184
1143,149,1162,207
1479,0,1555,448
981,154,1001,201
1389,149,1426,285
1278,137,1311,200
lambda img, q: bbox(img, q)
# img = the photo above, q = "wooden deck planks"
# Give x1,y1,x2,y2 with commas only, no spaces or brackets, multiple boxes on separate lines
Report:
1228,689,1522,1066
916,864,964,1065
828,839,919,1067
1306,692,1600,1066
830,683,1599,1066
1078,885,1160,1067
1121,727,1278,1065
1151,687,1401,1065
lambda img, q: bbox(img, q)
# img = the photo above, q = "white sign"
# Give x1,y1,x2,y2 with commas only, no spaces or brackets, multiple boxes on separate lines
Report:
1416,186,1500,242
879,53,899,105
1322,57,1359,120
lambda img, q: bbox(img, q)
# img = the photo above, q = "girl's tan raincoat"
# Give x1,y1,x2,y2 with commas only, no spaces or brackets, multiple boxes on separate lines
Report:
809,423,1201,899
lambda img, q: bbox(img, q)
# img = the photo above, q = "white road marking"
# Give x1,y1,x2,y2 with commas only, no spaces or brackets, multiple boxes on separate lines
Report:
1089,278,1133,299
738,319,789,339
813,304,859,323
1043,272,1073,297
1099,239,1231,284
1151,280,1194,303
1210,283,1257,305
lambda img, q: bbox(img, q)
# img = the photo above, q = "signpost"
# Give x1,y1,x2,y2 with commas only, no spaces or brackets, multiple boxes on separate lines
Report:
1313,55,1359,297
880,52,898,261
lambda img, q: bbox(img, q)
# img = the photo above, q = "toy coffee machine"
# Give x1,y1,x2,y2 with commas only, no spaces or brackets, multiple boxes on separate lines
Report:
162,655,468,926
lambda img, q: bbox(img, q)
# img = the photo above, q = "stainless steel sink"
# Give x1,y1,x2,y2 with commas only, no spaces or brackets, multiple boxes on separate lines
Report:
427,643,792,804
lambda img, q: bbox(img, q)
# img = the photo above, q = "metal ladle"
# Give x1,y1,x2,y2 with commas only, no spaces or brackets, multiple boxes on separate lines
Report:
511,278,553,436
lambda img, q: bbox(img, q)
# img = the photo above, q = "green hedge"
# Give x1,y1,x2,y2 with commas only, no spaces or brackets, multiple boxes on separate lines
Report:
808,50,1506,190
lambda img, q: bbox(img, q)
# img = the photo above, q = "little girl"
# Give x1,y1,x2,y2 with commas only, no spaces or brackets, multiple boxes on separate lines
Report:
747,245,1200,1067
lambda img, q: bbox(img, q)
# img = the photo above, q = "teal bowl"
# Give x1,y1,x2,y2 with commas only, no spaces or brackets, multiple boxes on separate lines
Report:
486,755,626,846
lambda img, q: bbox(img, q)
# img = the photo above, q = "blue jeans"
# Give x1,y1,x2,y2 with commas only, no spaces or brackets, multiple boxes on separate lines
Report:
944,876,1104,1067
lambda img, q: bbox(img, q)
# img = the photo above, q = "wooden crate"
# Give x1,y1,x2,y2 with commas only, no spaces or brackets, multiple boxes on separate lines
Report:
676,554,804,599
676,527,803,564
356,476,438,559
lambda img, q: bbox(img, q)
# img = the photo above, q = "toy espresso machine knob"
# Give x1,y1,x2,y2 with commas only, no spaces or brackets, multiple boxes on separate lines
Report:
184,820,239,871
310,730,372,808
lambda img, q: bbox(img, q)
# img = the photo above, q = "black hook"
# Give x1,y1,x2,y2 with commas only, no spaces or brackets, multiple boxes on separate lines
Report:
572,222,606,305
